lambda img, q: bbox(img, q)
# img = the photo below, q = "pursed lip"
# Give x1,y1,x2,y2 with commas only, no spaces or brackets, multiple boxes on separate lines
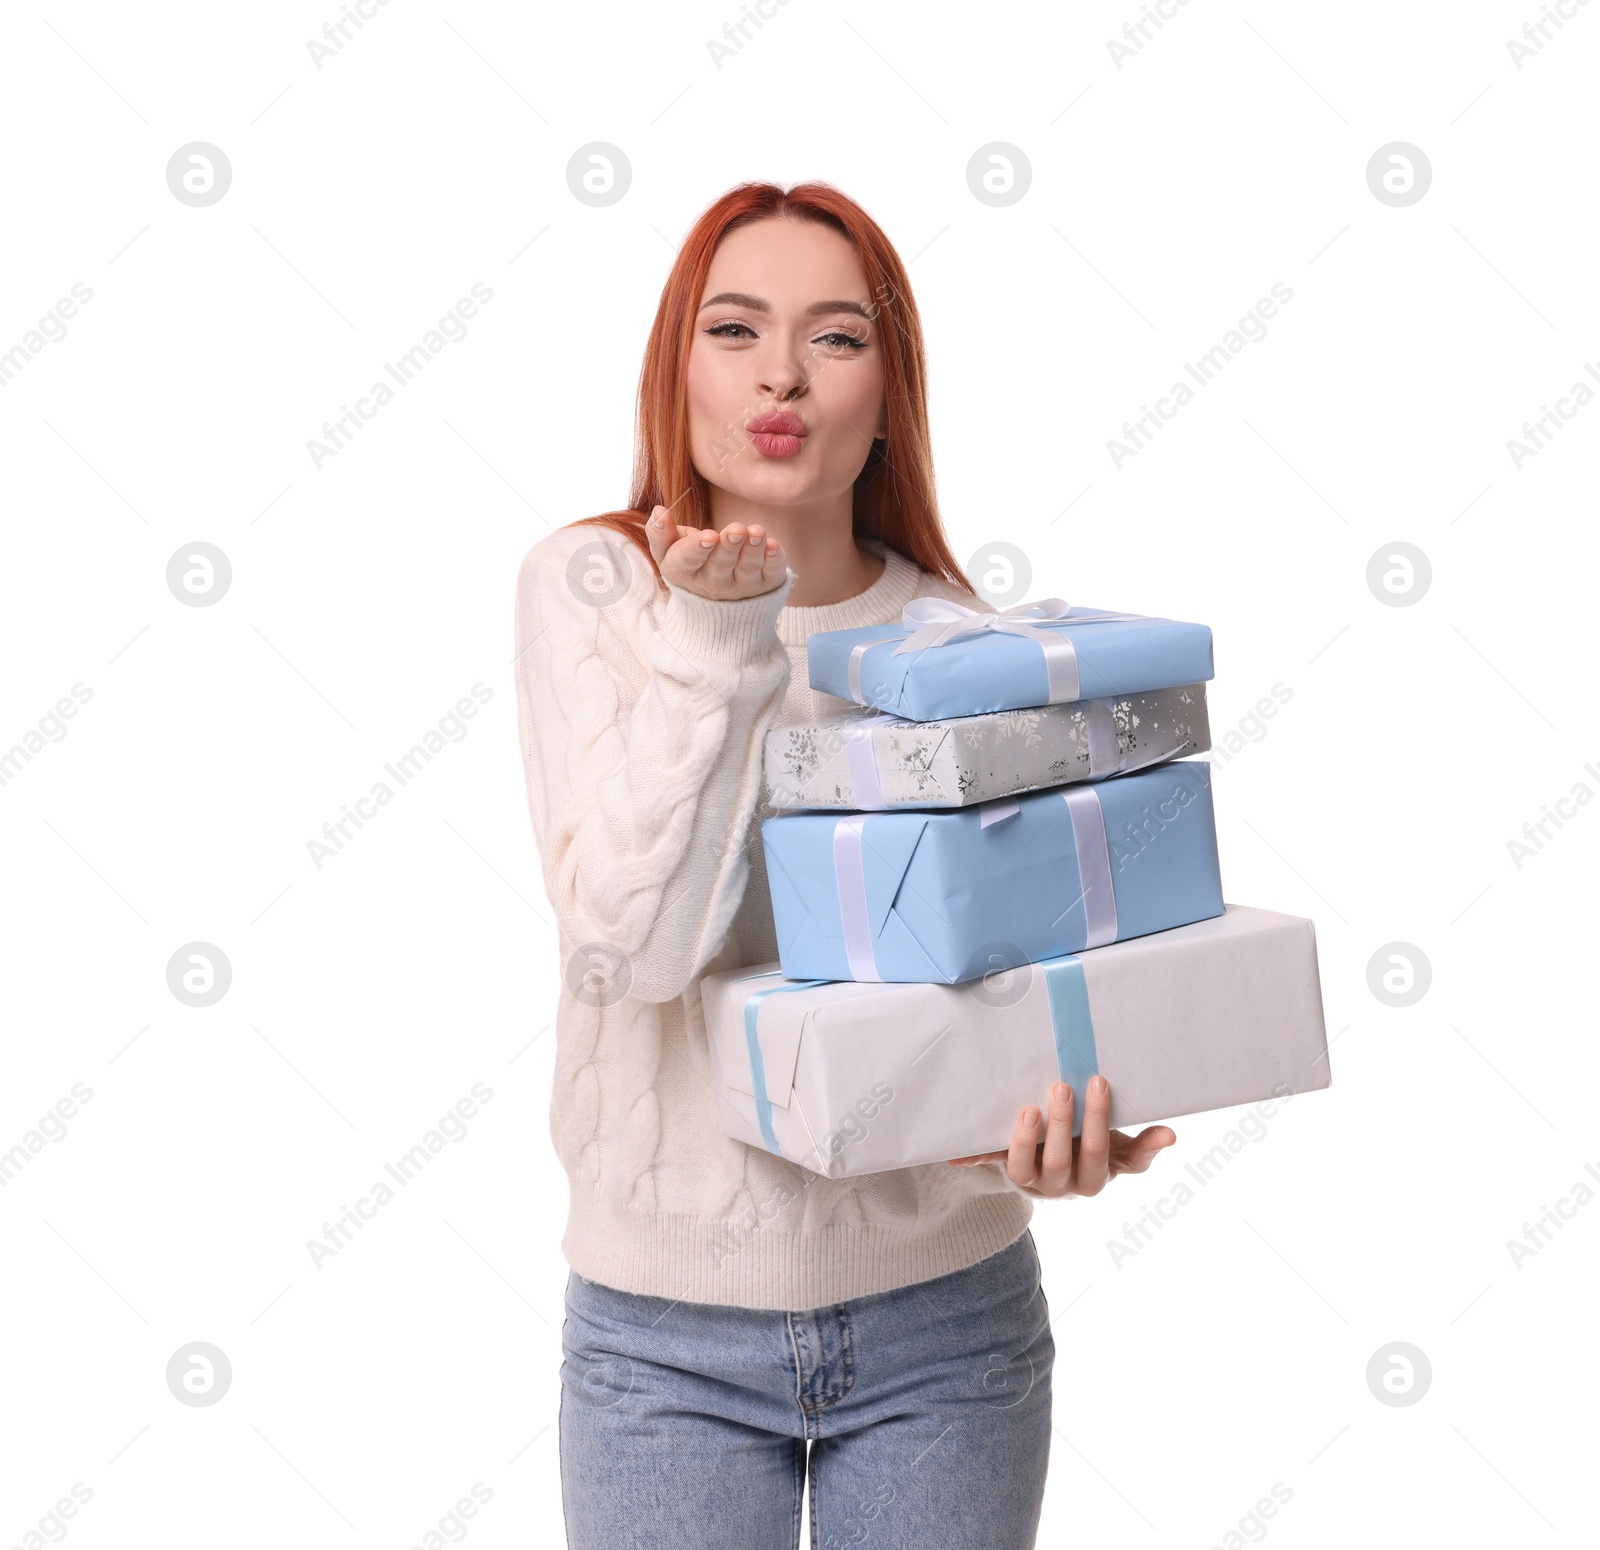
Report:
745,410,808,437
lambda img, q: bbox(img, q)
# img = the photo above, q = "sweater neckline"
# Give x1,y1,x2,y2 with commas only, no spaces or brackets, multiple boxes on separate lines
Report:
775,538,920,647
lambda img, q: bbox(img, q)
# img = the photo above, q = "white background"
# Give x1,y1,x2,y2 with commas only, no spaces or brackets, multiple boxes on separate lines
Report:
1,2,1594,1546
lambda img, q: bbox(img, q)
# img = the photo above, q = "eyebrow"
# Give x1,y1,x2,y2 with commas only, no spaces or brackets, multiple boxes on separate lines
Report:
698,291,872,320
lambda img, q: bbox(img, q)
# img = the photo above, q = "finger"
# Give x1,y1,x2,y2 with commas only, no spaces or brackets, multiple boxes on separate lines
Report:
669,521,720,579
704,523,747,584
651,506,713,584
644,505,672,566
731,524,768,587
1072,1075,1113,1196
1112,1125,1177,1175
742,521,786,589
734,527,786,594
947,1150,1008,1166
1037,1081,1074,1194
1006,1105,1043,1190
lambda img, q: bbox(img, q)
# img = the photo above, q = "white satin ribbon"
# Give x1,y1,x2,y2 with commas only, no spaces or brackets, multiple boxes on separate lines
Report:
894,597,1083,703
837,712,902,809
833,817,882,982
1061,786,1118,947
846,628,909,707
896,595,1075,651
869,598,1144,709
830,786,1116,981
1081,698,1120,779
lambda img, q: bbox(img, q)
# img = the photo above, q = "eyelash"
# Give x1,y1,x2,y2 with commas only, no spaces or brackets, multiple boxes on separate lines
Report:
705,321,868,351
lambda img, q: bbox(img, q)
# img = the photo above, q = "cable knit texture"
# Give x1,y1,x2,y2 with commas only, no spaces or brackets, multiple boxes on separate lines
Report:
513,526,1033,1311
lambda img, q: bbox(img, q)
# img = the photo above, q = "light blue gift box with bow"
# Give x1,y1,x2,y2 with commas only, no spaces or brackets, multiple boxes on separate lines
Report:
760,759,1224,985
808,595,1214,721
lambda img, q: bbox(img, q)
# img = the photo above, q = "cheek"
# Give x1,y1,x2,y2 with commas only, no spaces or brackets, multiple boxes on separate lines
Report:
816,358,886,438
685,347,742,438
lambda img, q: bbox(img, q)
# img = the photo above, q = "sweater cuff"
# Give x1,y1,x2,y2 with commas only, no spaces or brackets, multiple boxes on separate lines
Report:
660,568,796,661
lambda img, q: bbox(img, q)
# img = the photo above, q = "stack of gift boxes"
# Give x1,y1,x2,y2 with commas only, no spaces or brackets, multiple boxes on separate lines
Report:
696,596,1331,1179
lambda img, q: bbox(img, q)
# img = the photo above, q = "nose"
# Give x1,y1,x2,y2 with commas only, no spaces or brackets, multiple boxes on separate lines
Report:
755,337,811,403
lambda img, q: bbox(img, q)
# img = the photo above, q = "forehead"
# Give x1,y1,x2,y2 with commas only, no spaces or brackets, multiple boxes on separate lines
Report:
702,216,869,302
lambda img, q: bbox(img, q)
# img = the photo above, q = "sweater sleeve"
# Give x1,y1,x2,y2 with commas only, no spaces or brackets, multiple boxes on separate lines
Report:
512,525,796,1004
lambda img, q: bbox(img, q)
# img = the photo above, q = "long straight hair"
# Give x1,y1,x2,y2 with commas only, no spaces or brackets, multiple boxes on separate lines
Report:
567,180,975,594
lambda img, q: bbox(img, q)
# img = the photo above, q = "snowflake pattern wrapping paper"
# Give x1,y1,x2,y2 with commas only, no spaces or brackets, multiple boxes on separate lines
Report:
764,683,1210,811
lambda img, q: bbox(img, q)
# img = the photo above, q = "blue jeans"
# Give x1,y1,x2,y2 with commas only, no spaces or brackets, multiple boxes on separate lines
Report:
558,1227,1053,1549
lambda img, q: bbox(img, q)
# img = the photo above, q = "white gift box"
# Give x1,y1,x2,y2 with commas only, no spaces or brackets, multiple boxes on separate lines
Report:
697,904,1330,1179
764,683,1210,811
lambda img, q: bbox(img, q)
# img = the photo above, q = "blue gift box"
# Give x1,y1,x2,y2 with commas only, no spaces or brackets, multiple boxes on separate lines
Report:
760,759,1224,984
808,596,1213,721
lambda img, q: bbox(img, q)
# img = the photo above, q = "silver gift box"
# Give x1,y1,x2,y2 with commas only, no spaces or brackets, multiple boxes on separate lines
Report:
764,683,1209,811
698,904,1330,1179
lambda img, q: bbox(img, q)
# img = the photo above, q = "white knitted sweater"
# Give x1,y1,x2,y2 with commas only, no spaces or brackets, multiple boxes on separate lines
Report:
512,522,1032,1310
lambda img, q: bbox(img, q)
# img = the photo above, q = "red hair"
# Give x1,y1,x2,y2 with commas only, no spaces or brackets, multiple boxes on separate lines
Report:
566,180,975,594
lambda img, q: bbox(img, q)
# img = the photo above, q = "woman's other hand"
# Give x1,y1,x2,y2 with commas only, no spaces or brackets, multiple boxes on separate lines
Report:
645,504,789,601
946,1076,1176,1199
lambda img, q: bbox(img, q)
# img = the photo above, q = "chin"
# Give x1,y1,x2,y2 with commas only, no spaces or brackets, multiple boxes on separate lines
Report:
721,470,818,506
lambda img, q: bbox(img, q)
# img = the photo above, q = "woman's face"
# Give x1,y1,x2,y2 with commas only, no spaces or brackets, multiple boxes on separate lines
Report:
686,215,888,515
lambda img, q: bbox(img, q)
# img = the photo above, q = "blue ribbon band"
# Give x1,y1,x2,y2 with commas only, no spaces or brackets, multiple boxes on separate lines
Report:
1040,955,1100,1134
737,974,832,1158
735,956,1100,1160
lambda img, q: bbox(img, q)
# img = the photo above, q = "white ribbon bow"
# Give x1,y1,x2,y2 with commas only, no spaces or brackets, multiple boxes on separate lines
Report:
892,596,1074,657
842,595,1143,709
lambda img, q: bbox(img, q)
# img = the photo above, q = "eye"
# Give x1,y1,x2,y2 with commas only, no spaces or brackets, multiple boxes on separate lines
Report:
814,330,868,351
706,320,756,340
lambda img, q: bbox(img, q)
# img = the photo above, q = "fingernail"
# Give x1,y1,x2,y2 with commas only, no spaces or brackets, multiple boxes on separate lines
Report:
1023,1106,1041,1127
1091,1075,1108,1098
1052,1082,1069,1104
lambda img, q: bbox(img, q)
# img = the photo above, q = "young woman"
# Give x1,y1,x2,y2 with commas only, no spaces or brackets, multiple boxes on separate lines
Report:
512,181,1178,1549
